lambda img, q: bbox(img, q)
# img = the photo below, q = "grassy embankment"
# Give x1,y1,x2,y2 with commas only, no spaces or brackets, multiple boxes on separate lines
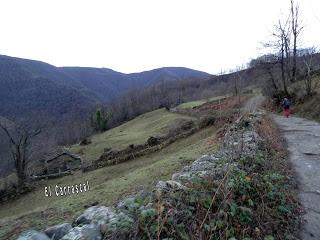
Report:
290,75,320,122
69,108,194,162
176,95,230,109
0,106,219,239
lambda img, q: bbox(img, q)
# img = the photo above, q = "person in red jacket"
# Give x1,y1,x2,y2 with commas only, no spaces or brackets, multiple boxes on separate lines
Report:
281,98,291,118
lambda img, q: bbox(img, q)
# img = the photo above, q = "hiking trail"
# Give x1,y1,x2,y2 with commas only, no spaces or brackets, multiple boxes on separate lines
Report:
273,115,320,239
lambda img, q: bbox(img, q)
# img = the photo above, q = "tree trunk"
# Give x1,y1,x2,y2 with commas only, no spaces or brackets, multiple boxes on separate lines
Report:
292,34,297,82
267,68,278,91
291,0,300,82
280,44,288,95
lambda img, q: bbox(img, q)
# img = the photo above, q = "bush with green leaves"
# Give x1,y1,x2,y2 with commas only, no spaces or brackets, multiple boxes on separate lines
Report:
91,108,112,132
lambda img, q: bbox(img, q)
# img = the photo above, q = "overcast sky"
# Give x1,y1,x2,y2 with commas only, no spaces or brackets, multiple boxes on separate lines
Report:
0,0,319,74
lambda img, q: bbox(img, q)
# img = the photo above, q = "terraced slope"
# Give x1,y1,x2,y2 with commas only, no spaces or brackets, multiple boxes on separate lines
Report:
69,108,195,161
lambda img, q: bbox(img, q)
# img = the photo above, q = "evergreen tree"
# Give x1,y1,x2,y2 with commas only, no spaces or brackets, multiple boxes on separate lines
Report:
91,108,112,132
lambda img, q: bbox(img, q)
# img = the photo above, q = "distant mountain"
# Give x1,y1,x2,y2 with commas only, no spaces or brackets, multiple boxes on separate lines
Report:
0,55,97,121
60,66,211,102
0,54,211,121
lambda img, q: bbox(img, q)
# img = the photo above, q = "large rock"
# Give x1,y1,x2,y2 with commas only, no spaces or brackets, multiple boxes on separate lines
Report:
171,171,193,182
183,155,218,172
171,155,221,183
44,223,72,240
79,138,91,146
61,224,101,240
17,230,50,240
180,119,195,130
74,206,115,226
156,180,187,194
172,169,223,183
147,136,160,146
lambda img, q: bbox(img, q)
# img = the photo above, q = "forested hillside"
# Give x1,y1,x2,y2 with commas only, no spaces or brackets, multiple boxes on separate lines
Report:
0,55,211,135
60,67,210,102
0,55,211,177
0,55,210,118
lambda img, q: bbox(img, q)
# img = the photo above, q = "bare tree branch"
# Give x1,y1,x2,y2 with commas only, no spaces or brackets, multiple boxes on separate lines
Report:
0,117,42,186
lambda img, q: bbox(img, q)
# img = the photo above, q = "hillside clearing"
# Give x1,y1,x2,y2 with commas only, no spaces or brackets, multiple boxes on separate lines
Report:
69,108,195,161
177,95,230,109
0,125,218,239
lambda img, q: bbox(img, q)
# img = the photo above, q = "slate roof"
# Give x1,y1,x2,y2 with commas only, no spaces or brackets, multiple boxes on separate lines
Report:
42,148,81,163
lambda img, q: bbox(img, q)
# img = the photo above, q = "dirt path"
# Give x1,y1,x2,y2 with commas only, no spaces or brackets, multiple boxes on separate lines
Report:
243,95,266,113
273,115,320,239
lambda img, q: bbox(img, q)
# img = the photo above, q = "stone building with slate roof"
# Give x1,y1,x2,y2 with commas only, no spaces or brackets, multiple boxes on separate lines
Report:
41,148,82,175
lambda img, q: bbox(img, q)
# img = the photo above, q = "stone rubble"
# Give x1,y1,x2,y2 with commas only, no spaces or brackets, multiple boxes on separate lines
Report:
45,223,72,240
74,206,115,227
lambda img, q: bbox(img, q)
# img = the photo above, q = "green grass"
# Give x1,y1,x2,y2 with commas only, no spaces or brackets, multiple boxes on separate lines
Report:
177,99,208,109
0,173,18,191
177,95,230,109
0,126,218,239
289,74,320,93
68,108,194,161
289,76,320,122
293,94,320,122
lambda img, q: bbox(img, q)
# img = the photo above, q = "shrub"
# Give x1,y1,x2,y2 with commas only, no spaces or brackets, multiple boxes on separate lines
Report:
198,115,216,129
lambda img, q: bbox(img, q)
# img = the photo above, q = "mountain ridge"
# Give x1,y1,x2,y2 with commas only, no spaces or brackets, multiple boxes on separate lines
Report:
0,54,211,128
59,66,211,102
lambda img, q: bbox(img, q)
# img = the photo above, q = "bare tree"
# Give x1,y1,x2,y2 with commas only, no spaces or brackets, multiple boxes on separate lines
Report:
275,19,291,94
303,47,318,96
264,18,291,95
0,118,41,186
290,0,303,82
235,67,245,104
266,63,279,91
249,54,280,94
262,0,303,94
